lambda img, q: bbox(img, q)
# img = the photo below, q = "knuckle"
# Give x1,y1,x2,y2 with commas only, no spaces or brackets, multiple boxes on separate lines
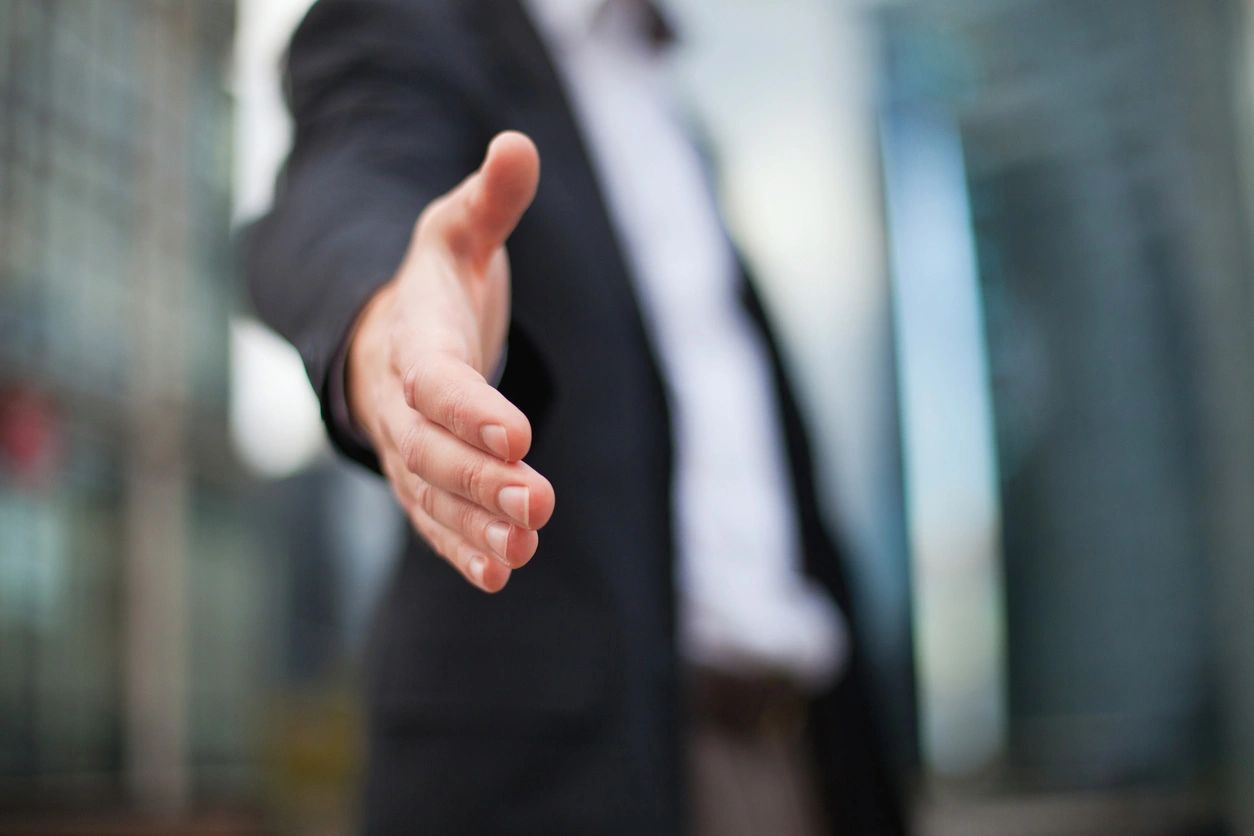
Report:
390,340,413,381
402,360,429,409
398,423,427,474
414,481,435,516
457,499,481,534
458,458,485,501
442,385,473,438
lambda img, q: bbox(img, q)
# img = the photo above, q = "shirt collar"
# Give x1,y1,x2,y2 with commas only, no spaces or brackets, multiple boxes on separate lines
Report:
524,0,675,50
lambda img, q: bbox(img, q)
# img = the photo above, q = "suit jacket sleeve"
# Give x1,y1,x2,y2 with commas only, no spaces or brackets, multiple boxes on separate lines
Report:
244,0,488,471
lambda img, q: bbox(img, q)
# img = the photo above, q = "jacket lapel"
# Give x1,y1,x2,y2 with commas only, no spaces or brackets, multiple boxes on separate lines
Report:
459,0,679,597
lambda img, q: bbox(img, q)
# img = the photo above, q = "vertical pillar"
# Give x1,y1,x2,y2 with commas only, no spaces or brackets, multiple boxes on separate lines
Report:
122,1,192,815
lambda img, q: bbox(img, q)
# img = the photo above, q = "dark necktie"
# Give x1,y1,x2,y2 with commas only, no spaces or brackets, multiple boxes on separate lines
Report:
598,0,677,48
641,0,676,47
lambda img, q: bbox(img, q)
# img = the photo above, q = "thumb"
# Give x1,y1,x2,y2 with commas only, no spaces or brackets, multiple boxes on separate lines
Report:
427,131,540,263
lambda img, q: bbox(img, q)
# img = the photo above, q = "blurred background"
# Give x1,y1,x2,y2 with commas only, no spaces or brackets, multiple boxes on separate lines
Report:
2,0,1254,833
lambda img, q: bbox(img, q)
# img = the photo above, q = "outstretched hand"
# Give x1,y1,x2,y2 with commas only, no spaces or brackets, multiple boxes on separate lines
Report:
347,132,554,593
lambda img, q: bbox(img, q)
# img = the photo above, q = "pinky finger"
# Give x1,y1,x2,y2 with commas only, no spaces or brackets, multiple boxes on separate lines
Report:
406,501,512,593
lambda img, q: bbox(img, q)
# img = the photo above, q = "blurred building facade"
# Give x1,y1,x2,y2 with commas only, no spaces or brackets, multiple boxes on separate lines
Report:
0,0,270,820
881,0,1254,833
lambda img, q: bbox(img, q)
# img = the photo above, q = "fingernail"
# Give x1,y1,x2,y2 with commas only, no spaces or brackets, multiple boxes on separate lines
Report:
469,553,487,585
497,486,530,527
481,424,510,460
485,521,511,561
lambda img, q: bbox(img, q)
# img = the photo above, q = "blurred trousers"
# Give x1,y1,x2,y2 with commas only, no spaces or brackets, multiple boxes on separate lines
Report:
686,668,829,836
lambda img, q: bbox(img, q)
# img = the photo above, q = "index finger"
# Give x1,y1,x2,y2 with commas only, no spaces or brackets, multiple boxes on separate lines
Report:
403,352,532,462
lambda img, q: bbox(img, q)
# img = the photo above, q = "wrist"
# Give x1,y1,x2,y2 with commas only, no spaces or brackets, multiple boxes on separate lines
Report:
346,280,398,445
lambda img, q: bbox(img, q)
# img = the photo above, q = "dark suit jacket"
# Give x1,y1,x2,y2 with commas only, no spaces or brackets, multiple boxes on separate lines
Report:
246,1,906,833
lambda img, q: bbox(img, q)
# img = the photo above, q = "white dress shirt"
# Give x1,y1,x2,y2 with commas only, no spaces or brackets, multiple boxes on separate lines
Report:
524,0,847,687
